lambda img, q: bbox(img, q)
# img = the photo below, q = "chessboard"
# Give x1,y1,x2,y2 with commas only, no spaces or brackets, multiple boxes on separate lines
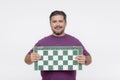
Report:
34,46,82,71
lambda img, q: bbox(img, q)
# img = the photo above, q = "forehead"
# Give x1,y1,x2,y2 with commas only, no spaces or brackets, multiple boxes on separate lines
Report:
51,15,64,20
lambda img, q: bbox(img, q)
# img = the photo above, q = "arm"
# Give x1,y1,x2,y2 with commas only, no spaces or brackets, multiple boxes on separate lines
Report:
24,54,33,65
85,55,92,65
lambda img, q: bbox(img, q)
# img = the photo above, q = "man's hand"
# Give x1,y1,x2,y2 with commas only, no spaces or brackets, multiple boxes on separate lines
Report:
24,53,41,64
30,53,41,62
75,54,86,65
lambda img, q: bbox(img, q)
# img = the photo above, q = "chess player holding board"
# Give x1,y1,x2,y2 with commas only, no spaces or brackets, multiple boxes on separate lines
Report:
24,10,92,80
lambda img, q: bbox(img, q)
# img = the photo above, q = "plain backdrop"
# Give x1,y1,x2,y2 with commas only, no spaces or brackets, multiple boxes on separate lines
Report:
0,0,120,80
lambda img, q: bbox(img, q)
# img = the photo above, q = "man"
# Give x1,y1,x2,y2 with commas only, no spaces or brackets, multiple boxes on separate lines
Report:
24,10,92,80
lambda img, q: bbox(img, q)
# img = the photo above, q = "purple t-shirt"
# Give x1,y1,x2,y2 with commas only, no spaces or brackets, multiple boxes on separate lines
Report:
28,34,90,80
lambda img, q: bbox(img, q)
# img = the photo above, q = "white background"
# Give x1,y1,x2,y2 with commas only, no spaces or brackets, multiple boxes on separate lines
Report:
0,0,120,80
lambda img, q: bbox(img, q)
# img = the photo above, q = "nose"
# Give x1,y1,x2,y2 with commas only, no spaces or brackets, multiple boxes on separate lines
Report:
56,21,61,26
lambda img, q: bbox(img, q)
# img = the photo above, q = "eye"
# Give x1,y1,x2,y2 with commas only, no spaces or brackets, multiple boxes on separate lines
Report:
52,20,57,23
59,20,63,23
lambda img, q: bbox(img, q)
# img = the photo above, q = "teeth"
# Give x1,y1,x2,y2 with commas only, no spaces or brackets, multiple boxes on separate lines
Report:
55,27,62,29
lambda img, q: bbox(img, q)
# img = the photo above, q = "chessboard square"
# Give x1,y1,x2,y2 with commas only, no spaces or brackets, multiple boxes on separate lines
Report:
48,61,53,65
44,66,49,70
68,65,73,70
58,61,63,65
48,66,53,70
68,50,73,55
63,56,68,60
63,65,68,70
38,50,43,55
40,56,43,60
53,56,58,60
63,60,68,65
39,61,43,65
73,65,78,70
63,51,68,55
43,61,48,65
73,56,76,60
53,61,58,65
39,66,43,70
79,65,82,70
48,50,53,55
73,60,78,65
68,61,73,65
73,50,78,55
48,56,53,60
58,56,63,60
58,50,63,55
53,51,58,55
43,51,48,55
68,56,73,60
43,56,48,60
53,65,58,70
58,65,63,70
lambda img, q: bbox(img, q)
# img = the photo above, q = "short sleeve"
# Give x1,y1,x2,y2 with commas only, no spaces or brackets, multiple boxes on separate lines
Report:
82,46,90,56
77,40,90,56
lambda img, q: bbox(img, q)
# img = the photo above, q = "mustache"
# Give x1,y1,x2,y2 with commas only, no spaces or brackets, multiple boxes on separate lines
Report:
54,26,62,29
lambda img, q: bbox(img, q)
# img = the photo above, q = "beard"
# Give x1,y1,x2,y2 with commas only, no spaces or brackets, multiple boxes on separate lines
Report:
52,26,65,35
52,29,65,35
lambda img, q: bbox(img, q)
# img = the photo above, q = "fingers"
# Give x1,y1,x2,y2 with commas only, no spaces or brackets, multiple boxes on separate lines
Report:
75,54,86,64
30,53,41,62
76,54,85,60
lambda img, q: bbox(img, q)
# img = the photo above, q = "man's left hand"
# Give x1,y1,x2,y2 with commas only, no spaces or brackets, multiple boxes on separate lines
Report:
75,54,86,65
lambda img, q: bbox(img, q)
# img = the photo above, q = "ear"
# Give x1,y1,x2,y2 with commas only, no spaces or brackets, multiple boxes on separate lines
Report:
50,21,52,28
65,21,67,27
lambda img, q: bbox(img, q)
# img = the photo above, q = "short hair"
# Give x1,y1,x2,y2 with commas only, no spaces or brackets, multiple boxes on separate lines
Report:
49,10,67,22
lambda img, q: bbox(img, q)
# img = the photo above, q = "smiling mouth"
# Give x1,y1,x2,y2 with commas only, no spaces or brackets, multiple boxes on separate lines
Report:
54,26,62,30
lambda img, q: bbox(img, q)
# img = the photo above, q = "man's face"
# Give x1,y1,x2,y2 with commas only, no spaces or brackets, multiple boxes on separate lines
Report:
50,15,66,35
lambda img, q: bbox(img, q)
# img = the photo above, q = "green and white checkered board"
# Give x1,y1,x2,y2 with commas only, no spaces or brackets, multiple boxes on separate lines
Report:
34,46,82,71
